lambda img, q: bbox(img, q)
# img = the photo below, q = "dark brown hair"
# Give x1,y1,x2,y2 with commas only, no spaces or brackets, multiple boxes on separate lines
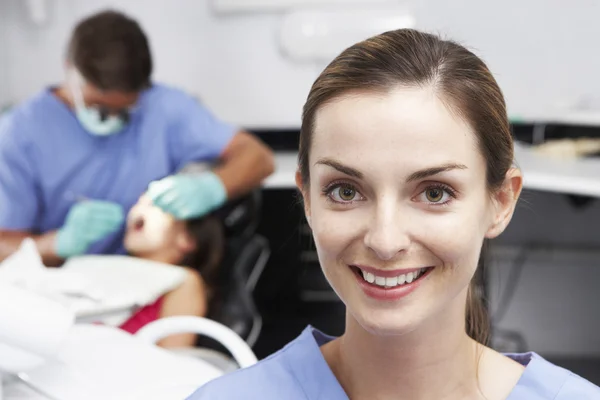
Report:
180,216,225,292
67,10,152,91
299,29,514,345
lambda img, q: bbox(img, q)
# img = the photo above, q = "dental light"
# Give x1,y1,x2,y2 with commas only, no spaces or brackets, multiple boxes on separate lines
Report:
279,7,415,62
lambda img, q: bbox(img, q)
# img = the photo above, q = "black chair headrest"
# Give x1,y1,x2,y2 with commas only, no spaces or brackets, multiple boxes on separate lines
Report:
214,189,261,238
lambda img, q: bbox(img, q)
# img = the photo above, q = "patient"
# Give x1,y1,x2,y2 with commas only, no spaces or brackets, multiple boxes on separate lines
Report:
120,194,225,348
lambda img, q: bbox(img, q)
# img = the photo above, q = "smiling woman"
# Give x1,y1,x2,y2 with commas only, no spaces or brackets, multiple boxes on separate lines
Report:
188,29,600,400
302,85,501,341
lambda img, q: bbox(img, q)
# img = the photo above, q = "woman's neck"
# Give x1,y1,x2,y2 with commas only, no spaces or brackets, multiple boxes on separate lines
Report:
323,297,484,400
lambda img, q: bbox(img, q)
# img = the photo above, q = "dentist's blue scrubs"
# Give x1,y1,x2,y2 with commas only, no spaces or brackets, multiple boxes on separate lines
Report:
187,326,600,399
0,84,236,254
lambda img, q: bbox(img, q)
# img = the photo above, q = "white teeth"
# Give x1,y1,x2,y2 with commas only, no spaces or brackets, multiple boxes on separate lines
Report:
361,268,427,288
385,276,398,287
362,270,376,284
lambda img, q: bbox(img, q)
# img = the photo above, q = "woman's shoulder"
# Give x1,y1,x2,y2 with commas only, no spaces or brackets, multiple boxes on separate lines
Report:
141,84,207,114
185,355,298,399
186,328,319,400
507,352,600,399
558,373,600,399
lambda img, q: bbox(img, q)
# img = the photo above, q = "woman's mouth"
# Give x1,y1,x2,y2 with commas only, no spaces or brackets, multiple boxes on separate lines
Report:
132,217,145,231
350,265,434,300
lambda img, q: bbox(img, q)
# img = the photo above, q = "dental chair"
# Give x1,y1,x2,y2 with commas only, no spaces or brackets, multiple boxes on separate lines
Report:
0,281,257,400
201,189,270,350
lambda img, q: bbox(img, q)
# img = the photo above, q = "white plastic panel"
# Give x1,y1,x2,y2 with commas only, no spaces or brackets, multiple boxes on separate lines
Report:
213,0,398,13
280,7,415,62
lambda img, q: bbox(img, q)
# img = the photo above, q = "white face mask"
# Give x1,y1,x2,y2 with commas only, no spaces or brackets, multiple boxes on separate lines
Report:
69,71,128,136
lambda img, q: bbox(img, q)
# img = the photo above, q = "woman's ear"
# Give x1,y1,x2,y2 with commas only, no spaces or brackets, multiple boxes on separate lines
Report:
485,168,523,239
295,170,311,228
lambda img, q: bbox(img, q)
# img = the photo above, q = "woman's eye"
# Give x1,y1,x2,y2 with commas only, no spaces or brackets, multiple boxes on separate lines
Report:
425,187,444,202
418,185,454,205
328,184,361,203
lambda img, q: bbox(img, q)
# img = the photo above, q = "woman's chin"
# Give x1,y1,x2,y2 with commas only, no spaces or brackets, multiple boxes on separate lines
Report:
349,307,422,337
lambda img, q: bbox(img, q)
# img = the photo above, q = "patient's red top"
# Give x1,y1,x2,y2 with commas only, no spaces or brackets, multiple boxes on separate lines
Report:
119,296,164,334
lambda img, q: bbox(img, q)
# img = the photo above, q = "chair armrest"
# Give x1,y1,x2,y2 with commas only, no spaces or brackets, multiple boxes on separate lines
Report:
135,316,258,368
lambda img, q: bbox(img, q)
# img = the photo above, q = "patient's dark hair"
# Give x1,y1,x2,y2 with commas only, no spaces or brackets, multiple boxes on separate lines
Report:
300,29,514,346
180,216,225,291
67,10,152,91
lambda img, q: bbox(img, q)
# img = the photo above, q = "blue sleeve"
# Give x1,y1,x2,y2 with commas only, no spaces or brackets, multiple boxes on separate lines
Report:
0,114,41,230
186,378,243,400
185,359,303,400
186,381,259,400
169,94,238,172
186,385,217,400
557,374,600,399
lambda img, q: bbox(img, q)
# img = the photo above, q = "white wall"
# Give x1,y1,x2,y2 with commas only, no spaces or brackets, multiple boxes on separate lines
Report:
3,0,600,128
0,4,9,108
1,0,319,128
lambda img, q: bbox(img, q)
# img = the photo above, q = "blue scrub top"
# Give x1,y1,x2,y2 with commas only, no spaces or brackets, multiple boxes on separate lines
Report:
0,84,236,254
187,326,600,399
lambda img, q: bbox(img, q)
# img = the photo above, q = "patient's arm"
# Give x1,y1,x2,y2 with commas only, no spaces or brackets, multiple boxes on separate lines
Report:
157,268,208,348
0,229,64,266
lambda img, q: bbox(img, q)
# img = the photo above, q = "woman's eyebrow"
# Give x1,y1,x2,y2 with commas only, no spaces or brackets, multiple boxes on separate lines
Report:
406,163,467,182
315,158,363,179
314,159,467,182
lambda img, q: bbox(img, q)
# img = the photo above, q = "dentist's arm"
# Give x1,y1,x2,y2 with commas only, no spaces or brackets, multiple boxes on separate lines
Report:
0,114,66,265
0,230,63,266
149,131,275,220
214,130,275,199
0,200,124,266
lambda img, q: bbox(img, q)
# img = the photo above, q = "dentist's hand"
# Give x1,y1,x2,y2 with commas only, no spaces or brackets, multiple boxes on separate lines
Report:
147,172,227,220
55,200,124,258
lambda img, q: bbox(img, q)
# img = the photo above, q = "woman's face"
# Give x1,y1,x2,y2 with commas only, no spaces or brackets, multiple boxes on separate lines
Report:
300,87,515,336
124,195,189,258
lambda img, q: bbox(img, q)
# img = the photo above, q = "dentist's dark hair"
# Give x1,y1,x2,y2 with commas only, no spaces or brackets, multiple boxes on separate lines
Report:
67,10,152,91
299,29,515,345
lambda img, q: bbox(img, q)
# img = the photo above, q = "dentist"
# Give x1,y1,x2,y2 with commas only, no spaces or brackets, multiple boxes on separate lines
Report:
0,10,274,265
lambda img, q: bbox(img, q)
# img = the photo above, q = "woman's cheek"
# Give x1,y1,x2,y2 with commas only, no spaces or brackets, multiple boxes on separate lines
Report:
412,208,486,269
143,210,173,247
311,206,366,259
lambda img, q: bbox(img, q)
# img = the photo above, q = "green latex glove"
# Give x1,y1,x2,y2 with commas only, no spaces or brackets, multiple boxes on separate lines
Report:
147,172,227,220
55,200,124,258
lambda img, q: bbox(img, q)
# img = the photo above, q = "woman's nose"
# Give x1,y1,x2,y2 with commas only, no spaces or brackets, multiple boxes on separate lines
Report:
363,200,410,261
